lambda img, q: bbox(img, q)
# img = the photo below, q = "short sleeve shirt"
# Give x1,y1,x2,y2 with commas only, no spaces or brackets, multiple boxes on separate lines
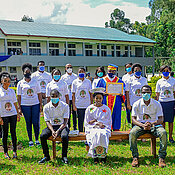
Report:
0,87,17,117
71,78,92,108
125,76,148,106
46,79,69,103
92,78,100,89
17,79,41,106
122,73,133,84
156,77,175,102
31,71,52,93
43,101,69,125
132,98,163,123
60,73,78,100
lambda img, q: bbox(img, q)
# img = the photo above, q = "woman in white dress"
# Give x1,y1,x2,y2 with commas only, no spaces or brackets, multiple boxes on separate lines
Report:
84,88,112,163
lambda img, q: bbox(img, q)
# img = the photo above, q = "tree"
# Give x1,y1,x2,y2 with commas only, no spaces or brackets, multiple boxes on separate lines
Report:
21,15,34,22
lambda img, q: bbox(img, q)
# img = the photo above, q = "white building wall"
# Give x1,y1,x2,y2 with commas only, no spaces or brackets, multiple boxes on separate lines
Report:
120,45,125,56
59,43,65,55
41,41,47,55
0,40,4,55
76,43,82,56
93,45,97,56
21,41,27,55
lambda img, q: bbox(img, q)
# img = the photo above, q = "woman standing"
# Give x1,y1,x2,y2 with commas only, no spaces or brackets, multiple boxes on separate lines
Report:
17,63,42,147
0,72,20,159
84,88,112,163
46,69,69,104
156,65,175,143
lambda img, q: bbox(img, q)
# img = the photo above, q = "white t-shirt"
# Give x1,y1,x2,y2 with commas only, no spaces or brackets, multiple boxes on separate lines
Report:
156,76,175,102
125,76,148,106
17,79,41,106
92,78,100,89
46,79,69,103
0,87,17,117
132,98,163,123
31,71,52,93
43,101,69,126
72,78,92,108
122,73,133,84
60,72,78,100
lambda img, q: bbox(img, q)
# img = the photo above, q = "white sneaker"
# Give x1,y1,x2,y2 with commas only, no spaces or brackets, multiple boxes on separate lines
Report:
35,140,41,146
29,141,34,147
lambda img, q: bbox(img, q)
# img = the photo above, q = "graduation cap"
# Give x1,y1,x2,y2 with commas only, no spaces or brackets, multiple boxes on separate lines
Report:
108,64,118,70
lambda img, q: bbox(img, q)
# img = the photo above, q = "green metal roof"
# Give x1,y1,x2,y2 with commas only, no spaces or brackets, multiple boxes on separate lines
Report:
0,20,155,43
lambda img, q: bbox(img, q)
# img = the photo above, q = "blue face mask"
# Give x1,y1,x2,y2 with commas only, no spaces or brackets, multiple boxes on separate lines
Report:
135,71,142,77
79,73,85,78
126,67,131,73
162,72,169,77
53,75,61,81
51,98,59,104
97,72,103,78
108,73,114,78
39,66,45,72
142,93,151,101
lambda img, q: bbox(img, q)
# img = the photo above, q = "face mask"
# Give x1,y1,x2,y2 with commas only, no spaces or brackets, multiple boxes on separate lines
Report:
53,75,61,81
108,73,114,78
51,98,59,104
135,71,142,77
126,67,131,73
79,73,85,78
142,93,151,101
162,72,169,77
24,73,31,79
39,66,45,72
67,68,72,74
97,72,103,78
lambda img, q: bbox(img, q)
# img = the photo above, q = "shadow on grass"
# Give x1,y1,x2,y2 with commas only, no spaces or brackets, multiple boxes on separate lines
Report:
0,163,16,171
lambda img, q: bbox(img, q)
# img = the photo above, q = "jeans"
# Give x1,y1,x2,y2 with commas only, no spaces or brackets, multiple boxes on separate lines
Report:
129,125,167,159
40,125,69,158
2,115,17,153
124,100,131,124
77,108,86,132
68,100,77,130
21,104,40,141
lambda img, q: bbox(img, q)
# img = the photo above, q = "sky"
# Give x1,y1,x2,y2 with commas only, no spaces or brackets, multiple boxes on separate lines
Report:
0,0,151,27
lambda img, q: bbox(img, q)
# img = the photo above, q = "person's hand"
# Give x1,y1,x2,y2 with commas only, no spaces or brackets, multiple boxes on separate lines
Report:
18,108,22,115
96,122,105,129
143,123,151,130
127,104,132,110
119,93,123,96
54,129,61,139
145,121,152,127
0,117,3,125
52,131,57,139
40,105,43,112
73,105,77,111
42,93,46,99
17,114,21,122
89,119,97,125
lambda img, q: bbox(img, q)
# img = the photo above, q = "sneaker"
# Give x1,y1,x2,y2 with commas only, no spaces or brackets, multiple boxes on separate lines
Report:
159,158,166,168
169,138,175,143
100,157,107,163
13,152,17,159
38,157,50,164
132,158,139,167
94,157,99,164
29,141,34,147
62,157,68,164
4,153,10,159
35,140,41,146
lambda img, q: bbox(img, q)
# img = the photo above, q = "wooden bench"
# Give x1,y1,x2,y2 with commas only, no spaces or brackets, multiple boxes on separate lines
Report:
48,131,156,160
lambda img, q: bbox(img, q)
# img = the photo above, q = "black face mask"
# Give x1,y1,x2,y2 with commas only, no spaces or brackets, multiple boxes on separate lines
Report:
24,73,31,79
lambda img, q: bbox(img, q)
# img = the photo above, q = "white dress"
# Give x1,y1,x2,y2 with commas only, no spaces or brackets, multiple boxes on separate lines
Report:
84,104,112,158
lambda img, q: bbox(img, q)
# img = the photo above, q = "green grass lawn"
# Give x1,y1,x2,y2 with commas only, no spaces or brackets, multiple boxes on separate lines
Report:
0,111,175,174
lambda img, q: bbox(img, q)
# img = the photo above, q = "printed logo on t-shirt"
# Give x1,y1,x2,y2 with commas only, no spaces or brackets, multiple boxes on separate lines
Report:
163,90,171,98
68,84,72,90
90,108,95,113
80,90,86,98
40,81,46,89
53,118,61,124
27,89,34,97
143,113,151,120
5,102,12,111
135,89,141,96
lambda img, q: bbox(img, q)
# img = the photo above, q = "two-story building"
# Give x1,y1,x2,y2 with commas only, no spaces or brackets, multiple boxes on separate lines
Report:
0,20,155,80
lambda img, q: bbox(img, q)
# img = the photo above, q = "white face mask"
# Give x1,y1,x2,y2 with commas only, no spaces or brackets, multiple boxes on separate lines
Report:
67,68,72,74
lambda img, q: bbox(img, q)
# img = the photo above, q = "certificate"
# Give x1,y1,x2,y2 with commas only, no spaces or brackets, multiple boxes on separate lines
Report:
106,82,123,95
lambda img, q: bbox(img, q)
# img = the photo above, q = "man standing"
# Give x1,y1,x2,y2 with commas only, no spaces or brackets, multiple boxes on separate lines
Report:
31,61,52,105
97,64,125,131
61,64,78,130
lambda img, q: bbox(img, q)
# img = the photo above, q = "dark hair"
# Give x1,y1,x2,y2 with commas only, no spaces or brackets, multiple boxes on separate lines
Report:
0,72,11,83
141,85,152,92
170,72,174,77
37,61,45,66
124,63,132,68
50,89,60,97
131,63,142,72
160,65,171,72
51,69,61,77
22,63,32,72
93,92,104,98
78,67,85,72
95,66,106,77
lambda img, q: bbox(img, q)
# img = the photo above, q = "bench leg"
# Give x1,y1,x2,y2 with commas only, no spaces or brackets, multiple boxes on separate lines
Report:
52,141,56,160
151,137,156,158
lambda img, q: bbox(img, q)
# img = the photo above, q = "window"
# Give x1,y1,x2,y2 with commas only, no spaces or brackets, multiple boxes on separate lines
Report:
85,44,93,56
135,47,143,57
101,50,107,56
0,67,2,72
101,45,107,49
29,43,40,47
49,43,59,48
8,48,22,55
68,44,76,48
7,42,21,47
29,48,41,55
68,50,76,56
49,49,59,56
32,67,37,72
10,67,17,73
85,50,93,56
50,67,55,72
123,46,128,57
116,46,120,57
85,45,92,49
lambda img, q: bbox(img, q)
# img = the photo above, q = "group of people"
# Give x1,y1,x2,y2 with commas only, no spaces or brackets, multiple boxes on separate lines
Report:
0,60,174,168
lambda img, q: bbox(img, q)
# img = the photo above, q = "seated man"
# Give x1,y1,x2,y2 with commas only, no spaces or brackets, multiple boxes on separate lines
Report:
39,89,69,164
129,85,167,168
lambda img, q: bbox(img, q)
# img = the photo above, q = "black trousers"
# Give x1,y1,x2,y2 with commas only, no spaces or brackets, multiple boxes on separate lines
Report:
2,115,17,153
40,125,69,158
68,100,77,130
77,108,86,132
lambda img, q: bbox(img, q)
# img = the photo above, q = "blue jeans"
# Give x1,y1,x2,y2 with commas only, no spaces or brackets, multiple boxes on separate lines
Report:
124,100,131,124
21,104,40,141
129,125,167,159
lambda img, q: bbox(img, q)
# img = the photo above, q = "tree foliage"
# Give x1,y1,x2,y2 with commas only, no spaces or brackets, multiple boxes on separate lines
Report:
21,15,34,22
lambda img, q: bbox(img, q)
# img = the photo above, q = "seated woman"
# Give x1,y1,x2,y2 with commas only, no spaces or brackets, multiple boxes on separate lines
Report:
84,88,112,163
